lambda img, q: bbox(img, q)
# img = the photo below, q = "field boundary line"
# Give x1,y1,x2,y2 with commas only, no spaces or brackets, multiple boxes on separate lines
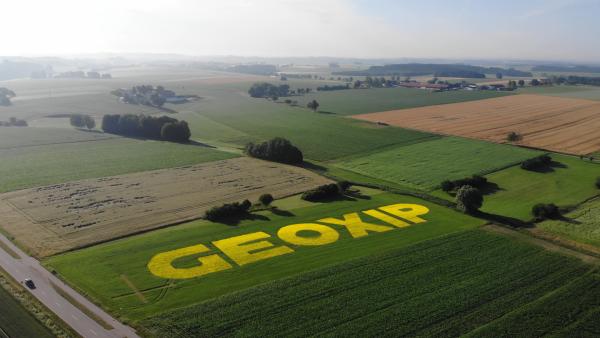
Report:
483,224,599,265
120,275,148,304
0,135,120,151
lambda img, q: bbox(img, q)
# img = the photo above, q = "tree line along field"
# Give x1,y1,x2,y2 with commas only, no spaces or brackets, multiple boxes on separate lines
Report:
431,153,600,220
0,284,54,338
537,197,600,249
140,230,595,338
332,136,541,191
352,94,600,155
44,188,485,320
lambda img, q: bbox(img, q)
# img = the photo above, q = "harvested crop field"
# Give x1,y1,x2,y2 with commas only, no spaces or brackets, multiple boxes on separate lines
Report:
352,94,600,155
0,157,330,257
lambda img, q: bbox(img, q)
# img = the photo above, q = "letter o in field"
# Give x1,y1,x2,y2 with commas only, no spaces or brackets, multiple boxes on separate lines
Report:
278,223,339,246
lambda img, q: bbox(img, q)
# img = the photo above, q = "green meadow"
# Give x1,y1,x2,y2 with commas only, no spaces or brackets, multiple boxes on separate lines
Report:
332,137,541,191
45,188,484,320
0,286,54,338
433,154,600,220
0,135,237,192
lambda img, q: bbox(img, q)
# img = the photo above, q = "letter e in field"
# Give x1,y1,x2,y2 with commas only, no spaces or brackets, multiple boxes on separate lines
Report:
213,232,293,266
378,204,429,224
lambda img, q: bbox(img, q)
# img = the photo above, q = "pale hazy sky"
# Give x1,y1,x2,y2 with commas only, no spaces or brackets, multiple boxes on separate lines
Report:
4,0,600,61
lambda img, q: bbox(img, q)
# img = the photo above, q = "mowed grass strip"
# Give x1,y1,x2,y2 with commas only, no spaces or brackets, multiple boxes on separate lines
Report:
294,86,512,116
432,153,600,220
45,190,484,320
0,286,54,338
334,137,541,191
537,197,600,248
140,230,590,338
0,136,238,192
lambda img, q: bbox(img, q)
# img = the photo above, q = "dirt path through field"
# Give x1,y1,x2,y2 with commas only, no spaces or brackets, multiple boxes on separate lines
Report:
483,224,599,265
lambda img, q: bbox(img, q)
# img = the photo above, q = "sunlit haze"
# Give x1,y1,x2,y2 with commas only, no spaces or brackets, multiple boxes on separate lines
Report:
4,0,600,61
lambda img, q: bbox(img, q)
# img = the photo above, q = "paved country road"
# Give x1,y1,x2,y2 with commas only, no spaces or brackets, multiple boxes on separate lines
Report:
0,234,140,338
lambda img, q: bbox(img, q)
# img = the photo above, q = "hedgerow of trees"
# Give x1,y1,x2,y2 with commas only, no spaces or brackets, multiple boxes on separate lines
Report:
69,114,96,130
248,83,290,98
111,85,177,107
531,203,560,221
441,175,487,193
301,182,351,202
521,155,552,171
245,137,303,164
0,117,27,127
455,185,483,213
205,200,252,221
101,114,191,142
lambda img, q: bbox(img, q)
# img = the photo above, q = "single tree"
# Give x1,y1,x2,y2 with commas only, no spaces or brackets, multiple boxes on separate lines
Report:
518,79,525,87
259,194,274,206
496,72,503,79
455,185,483,213
84,115,96,130
307,100,320,112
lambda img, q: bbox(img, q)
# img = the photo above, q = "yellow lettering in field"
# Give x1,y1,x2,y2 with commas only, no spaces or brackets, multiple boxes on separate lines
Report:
212,232,293,266
147,244,232,279
378,204,429,224
318,212,393,238
278,223,340,246
362,209,410,228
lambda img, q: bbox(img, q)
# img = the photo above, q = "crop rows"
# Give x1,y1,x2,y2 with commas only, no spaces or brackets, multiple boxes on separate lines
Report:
142,230,589,337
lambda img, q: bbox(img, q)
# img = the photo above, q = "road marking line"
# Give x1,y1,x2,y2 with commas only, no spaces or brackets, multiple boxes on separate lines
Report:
89,329,98,336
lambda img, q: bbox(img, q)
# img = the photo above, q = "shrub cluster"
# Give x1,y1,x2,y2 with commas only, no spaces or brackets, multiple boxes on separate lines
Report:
455,185,483,213
596,177,600,189
248,83,290,98
441,175,487,192
69,114,95,129
506,131,522,142
532,203,560,221
245,137,303,164
301,182,350,202
204,200,251,221
0,88,16,106
111,85,177,107
521,155,552,171
101,114,190,142
0,117,27,127
259,194,274,206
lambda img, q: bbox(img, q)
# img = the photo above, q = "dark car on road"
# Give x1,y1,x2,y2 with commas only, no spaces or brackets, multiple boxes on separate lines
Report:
24,278,36,290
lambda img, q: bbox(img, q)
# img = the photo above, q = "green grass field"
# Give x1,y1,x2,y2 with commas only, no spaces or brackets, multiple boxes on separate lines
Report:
0,135,237,192
0,286,54,338
433,154,600,220
332,137,541,191
537,198,600,248
294,86,511,116
140,230,592,338
518,85,600,101
45,189,484,320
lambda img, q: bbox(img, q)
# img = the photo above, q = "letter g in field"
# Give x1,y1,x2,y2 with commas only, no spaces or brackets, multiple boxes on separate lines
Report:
147,244,232,279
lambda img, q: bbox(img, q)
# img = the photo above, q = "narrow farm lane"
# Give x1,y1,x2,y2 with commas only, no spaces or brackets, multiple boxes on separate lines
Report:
0,234,140,338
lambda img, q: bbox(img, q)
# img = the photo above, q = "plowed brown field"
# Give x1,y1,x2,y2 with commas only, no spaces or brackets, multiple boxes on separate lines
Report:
353,94,600,155
0,157,331,257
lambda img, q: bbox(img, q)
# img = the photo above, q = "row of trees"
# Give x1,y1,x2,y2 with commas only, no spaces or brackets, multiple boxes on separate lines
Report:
0,117,27,127
245,137,303,164
101,114,191,142
301,182,351,202
248,83,290,98
69,114,96,130
441,175,488,193
204,194,275,221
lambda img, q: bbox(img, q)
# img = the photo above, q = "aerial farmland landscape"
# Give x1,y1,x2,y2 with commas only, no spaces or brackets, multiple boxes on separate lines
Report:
1,1,600,338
